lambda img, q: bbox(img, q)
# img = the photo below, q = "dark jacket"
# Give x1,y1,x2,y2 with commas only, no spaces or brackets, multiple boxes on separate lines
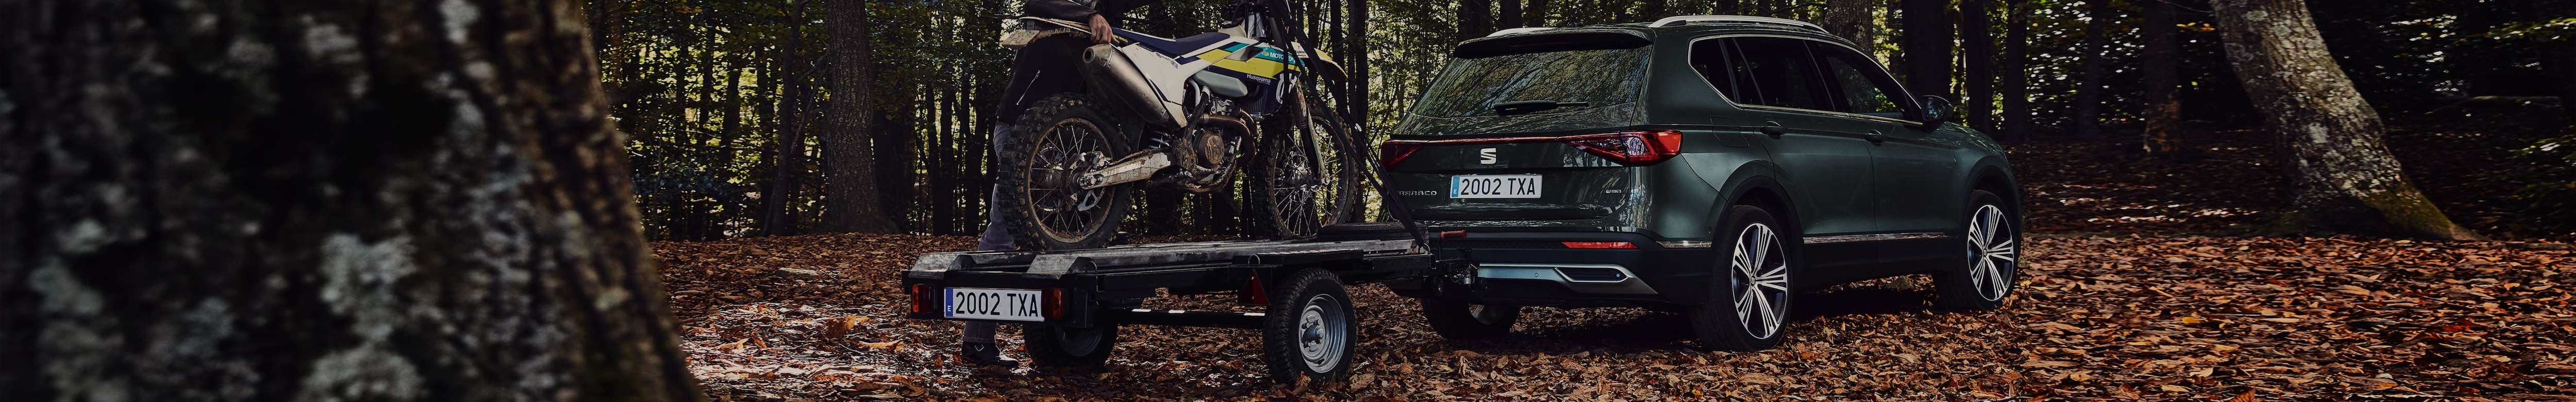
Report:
999,0,1159,124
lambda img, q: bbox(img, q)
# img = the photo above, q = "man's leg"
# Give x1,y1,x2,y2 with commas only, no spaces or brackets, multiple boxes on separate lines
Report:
960,125,1019,368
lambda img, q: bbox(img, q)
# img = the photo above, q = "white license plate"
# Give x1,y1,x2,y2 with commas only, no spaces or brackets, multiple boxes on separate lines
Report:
1450,174,1543,198
943,287,1045,322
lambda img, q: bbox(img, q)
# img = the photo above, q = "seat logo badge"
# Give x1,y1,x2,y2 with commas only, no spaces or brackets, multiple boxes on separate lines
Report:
1479,148,1498,165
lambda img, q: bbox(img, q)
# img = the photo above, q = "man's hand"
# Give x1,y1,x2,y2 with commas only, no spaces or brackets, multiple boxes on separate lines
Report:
1088,14,1115,45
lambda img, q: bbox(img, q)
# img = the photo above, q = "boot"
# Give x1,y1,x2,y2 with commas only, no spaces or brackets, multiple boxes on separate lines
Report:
958,342,1020,368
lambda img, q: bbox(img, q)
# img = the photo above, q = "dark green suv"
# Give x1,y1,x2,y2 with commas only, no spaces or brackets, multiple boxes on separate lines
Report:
1380,16,2023,351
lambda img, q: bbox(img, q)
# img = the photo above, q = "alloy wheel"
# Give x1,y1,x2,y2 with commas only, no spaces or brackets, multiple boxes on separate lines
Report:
1966,205,2018,301
1730,223,1790,339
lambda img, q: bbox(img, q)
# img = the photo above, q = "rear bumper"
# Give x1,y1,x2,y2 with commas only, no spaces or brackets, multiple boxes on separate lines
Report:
1394,230,1713,307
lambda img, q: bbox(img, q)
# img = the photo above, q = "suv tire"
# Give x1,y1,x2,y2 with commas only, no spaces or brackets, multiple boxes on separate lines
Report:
1936,190,2019,310
1690,204,1794,352
1421,298,1520,340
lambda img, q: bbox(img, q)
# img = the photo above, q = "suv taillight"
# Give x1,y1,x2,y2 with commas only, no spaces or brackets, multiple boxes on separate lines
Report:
1563,131,1684,166
1379,130,1683,167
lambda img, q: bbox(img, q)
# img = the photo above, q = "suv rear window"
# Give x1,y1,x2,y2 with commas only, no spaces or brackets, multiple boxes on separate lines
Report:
1410,44,1649,118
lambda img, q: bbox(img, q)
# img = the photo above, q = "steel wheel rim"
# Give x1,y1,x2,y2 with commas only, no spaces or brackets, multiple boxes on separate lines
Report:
1730,223,1789,339
1027,118,1114,243
1967,205,2018,301
1296,293,1347,372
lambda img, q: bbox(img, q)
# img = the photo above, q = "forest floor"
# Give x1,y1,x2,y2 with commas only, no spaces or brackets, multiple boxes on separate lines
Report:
657,111,2576,401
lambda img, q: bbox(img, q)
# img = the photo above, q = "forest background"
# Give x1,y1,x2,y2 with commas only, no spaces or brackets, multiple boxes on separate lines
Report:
593,0,2576,242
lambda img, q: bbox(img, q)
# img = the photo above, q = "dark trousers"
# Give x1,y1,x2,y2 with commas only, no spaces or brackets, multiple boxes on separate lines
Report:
963,125,1016,344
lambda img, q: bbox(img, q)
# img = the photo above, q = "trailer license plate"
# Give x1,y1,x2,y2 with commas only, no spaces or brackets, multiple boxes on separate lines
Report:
944,288,1045,322
1450,174,1543,198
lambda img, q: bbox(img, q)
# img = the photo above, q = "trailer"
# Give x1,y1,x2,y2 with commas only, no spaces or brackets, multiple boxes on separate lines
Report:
902,222,1444,383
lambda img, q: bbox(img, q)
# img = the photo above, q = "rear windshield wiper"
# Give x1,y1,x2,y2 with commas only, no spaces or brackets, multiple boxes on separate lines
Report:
1492,100,1590,116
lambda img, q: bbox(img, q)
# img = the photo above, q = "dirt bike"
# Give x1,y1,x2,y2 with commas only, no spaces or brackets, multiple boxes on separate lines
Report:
996,0,1367,250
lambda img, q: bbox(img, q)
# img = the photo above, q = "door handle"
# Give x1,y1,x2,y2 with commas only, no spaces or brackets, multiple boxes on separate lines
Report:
1760,121,1785,138
1863,130,1886,144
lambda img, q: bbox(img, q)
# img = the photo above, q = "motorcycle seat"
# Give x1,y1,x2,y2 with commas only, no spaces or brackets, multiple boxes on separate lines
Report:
1113,29,1235,57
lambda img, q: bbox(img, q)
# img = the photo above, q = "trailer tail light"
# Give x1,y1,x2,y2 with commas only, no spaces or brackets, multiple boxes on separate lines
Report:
1237,276,1270,305
909,284,934,314
1562,241,1639,249
1043,288,1065,320
1377,130,1684,168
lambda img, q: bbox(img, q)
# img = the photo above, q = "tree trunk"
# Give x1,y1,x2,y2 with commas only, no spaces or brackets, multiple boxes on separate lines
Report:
1347,0,1371,126
2140,0,2187,155
2002,0,2033,141
822,0,898,233
1460,0,1493,42
1821,0,1877,53
1962,0,1994,130
2209,0,2483,240
2070,0,2116,138
763,0,810,236
0,0,701,399
1900,0,1954,100
1500,0,1523,29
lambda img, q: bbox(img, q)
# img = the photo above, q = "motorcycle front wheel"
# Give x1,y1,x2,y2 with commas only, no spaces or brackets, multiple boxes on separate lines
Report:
1256,92,1365,239
997,93,1135,250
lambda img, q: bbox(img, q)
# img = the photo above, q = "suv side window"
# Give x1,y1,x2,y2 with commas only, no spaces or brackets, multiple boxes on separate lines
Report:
1814,46,1913,119
1713,37,1832,111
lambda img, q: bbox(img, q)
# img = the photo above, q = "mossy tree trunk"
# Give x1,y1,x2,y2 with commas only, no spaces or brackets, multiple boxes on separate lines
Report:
2209,0,2485,240
0,0,702,400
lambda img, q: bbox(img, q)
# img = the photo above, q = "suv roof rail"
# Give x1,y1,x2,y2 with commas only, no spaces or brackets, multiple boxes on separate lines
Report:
1486,27,1555,37
1649,15,1823,30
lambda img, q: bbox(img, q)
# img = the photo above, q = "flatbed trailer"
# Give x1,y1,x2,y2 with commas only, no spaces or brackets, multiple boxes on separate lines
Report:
902,223,1443,383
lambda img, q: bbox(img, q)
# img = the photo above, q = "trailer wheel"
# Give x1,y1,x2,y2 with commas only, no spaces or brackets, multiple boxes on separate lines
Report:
1263,268,1357,383
1023,323,1118,368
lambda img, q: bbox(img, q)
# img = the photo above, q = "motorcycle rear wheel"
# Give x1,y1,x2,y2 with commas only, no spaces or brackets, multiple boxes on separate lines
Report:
998,93,1136,250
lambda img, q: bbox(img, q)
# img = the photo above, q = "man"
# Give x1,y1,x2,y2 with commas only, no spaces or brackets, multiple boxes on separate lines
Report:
959,0,1156,368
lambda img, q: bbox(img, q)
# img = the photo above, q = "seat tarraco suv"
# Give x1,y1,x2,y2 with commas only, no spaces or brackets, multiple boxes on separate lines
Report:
1380,15,2023,351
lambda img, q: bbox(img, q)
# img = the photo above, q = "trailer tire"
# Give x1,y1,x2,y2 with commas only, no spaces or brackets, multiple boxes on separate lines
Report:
1421,298,1520,340
1022,323,1118,369
1263,268,1357,383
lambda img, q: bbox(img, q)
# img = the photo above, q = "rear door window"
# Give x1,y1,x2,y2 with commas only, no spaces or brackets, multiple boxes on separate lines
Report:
1712,37,1833,112
1814,46,1915,119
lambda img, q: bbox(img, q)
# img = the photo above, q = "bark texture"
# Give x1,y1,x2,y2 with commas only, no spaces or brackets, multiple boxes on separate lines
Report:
2069,0,2116,138
2209,0,2484,240
822,0,896,233
2140,0,2187,155
1821,0,1877,51
1962,0,1994,129
2002,0,2032,141
1900,0,1954,99
0,0,702,400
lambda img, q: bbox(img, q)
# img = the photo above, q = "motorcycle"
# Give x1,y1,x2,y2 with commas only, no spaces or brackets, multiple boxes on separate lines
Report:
996,0,1367,250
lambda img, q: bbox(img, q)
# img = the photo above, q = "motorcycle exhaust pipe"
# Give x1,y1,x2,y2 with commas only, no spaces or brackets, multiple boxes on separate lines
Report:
1080,44,1188,130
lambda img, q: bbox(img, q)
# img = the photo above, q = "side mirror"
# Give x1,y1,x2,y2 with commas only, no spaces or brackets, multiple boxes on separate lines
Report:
1918,96,1954,125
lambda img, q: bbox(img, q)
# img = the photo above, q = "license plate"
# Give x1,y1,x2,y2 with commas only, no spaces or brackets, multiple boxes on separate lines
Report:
1450,174,1543,198
943,287,1045,322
